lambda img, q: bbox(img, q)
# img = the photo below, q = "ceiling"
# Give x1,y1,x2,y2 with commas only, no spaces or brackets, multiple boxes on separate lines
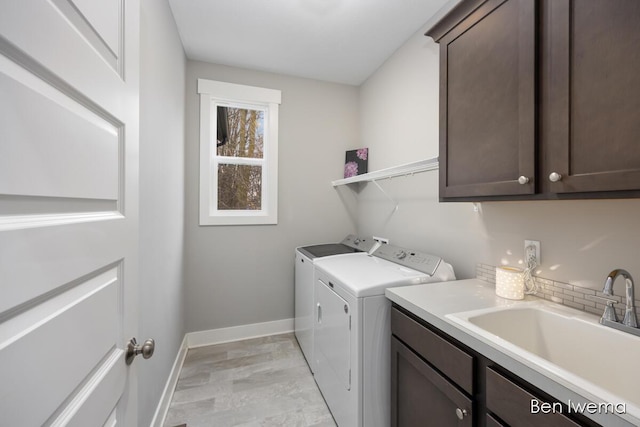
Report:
167,0,459,86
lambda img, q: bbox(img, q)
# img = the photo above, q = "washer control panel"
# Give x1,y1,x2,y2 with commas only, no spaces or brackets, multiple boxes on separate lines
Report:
373,244,442,276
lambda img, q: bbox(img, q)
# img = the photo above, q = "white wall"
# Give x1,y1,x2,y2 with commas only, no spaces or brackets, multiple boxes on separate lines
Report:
358,22,640,290
184,61,359,332
139,1,186,425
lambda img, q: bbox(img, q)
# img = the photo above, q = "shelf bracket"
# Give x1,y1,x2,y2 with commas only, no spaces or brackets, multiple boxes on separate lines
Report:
371,179,399,212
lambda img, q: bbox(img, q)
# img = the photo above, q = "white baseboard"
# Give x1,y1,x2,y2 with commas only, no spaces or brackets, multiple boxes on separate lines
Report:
150,334,188,427
186,317,294,348
151,318,294,426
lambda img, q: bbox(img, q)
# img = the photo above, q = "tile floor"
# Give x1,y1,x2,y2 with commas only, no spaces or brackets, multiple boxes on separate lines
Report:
163,333,337,427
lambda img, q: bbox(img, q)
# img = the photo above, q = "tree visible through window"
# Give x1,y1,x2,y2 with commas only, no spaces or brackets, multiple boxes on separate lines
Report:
198,79,280,225
216,107,264,210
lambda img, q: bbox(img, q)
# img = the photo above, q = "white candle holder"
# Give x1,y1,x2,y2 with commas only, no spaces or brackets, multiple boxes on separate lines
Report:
495,266,525,300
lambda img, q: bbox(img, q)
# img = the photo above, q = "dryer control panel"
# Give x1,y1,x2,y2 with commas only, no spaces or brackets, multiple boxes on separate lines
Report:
373,244,441,276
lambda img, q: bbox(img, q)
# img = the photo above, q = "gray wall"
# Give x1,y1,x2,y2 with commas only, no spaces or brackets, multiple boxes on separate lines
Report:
139,1,186,425
184,61,359,332
357,22,640,290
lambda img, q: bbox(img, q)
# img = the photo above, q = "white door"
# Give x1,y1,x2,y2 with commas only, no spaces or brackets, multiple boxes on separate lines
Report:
0,1,140,426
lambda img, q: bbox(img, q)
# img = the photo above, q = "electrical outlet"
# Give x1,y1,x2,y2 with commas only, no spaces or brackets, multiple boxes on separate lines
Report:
524,240,540,265
373,236,389,245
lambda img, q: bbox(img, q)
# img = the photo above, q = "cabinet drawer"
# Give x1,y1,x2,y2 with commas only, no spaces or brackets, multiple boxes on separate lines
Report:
487,413,505,427
486,368,582,427
391,307,473,394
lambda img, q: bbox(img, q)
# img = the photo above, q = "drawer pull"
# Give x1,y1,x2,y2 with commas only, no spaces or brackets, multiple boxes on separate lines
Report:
518,176,529,185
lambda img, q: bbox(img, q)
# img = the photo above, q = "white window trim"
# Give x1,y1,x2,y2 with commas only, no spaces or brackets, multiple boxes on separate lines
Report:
198,79,281,225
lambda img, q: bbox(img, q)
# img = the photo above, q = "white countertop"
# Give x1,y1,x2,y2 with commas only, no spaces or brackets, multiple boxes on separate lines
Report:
385,279,639,427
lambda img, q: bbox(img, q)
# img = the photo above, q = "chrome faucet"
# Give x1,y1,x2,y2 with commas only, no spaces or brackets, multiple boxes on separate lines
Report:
601,269,638,328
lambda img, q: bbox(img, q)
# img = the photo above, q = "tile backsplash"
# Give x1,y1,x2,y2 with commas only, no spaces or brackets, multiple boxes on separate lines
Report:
476,263,640,321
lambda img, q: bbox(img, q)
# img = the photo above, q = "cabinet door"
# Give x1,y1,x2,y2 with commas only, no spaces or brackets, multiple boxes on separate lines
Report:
391,337,472,427
545,0,640,193
439,0,536,199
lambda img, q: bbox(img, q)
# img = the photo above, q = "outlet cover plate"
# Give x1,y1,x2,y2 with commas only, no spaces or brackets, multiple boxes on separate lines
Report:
525,240,540,265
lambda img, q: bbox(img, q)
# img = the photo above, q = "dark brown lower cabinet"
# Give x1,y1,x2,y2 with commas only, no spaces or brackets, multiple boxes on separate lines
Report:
486,368,581,427
486,414,505,427
391,305,601,427
391,337,472,427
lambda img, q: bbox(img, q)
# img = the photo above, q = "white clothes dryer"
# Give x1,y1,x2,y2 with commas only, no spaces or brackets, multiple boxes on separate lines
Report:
313,244,455,427
294,235,376,371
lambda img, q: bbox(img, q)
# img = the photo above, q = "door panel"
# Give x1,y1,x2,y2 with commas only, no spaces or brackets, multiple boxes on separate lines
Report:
0,62,120,200
0,0,126,95
0,0,139,425
314,278,354,427
391,337,472,427
315,279,350,391
546,0,640,193
1,267,122,426
440,0,536,198
59,0,122,60
0,223,123,313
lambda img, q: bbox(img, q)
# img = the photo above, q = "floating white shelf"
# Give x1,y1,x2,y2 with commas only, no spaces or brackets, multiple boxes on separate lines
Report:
331,157,439,187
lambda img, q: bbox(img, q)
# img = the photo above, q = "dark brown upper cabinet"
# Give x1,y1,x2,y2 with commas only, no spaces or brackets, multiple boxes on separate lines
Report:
434,0,536,199
428,0,640,201
543,0,640,194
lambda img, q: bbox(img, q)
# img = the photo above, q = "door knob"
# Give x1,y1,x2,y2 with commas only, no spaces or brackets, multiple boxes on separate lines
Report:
518,176,529,185
125,337,155,365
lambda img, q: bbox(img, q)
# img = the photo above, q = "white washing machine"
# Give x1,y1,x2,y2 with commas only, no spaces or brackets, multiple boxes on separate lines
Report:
313,244,455,427
295,235,376,372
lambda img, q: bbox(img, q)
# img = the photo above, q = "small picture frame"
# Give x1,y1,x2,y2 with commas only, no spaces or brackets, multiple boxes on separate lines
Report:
344,148,368,178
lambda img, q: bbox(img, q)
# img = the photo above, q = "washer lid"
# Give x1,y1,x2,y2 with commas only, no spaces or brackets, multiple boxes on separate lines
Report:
315,254,433,297
297,234,377,259
297,243,361,259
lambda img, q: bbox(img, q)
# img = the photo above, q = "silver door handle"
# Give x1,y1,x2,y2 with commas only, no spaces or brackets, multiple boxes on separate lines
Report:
125,338,155,365
317,303,322,324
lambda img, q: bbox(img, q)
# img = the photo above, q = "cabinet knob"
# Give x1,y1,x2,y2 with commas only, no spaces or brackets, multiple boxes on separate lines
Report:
456,408,468,420
517,176,530,185
549,172,562,182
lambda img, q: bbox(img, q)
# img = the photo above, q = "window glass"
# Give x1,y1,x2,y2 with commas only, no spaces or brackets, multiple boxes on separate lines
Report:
216,106,264,159
217,164,262,210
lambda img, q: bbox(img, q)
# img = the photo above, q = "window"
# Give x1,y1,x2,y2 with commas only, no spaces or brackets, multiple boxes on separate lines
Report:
198,79,281,225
